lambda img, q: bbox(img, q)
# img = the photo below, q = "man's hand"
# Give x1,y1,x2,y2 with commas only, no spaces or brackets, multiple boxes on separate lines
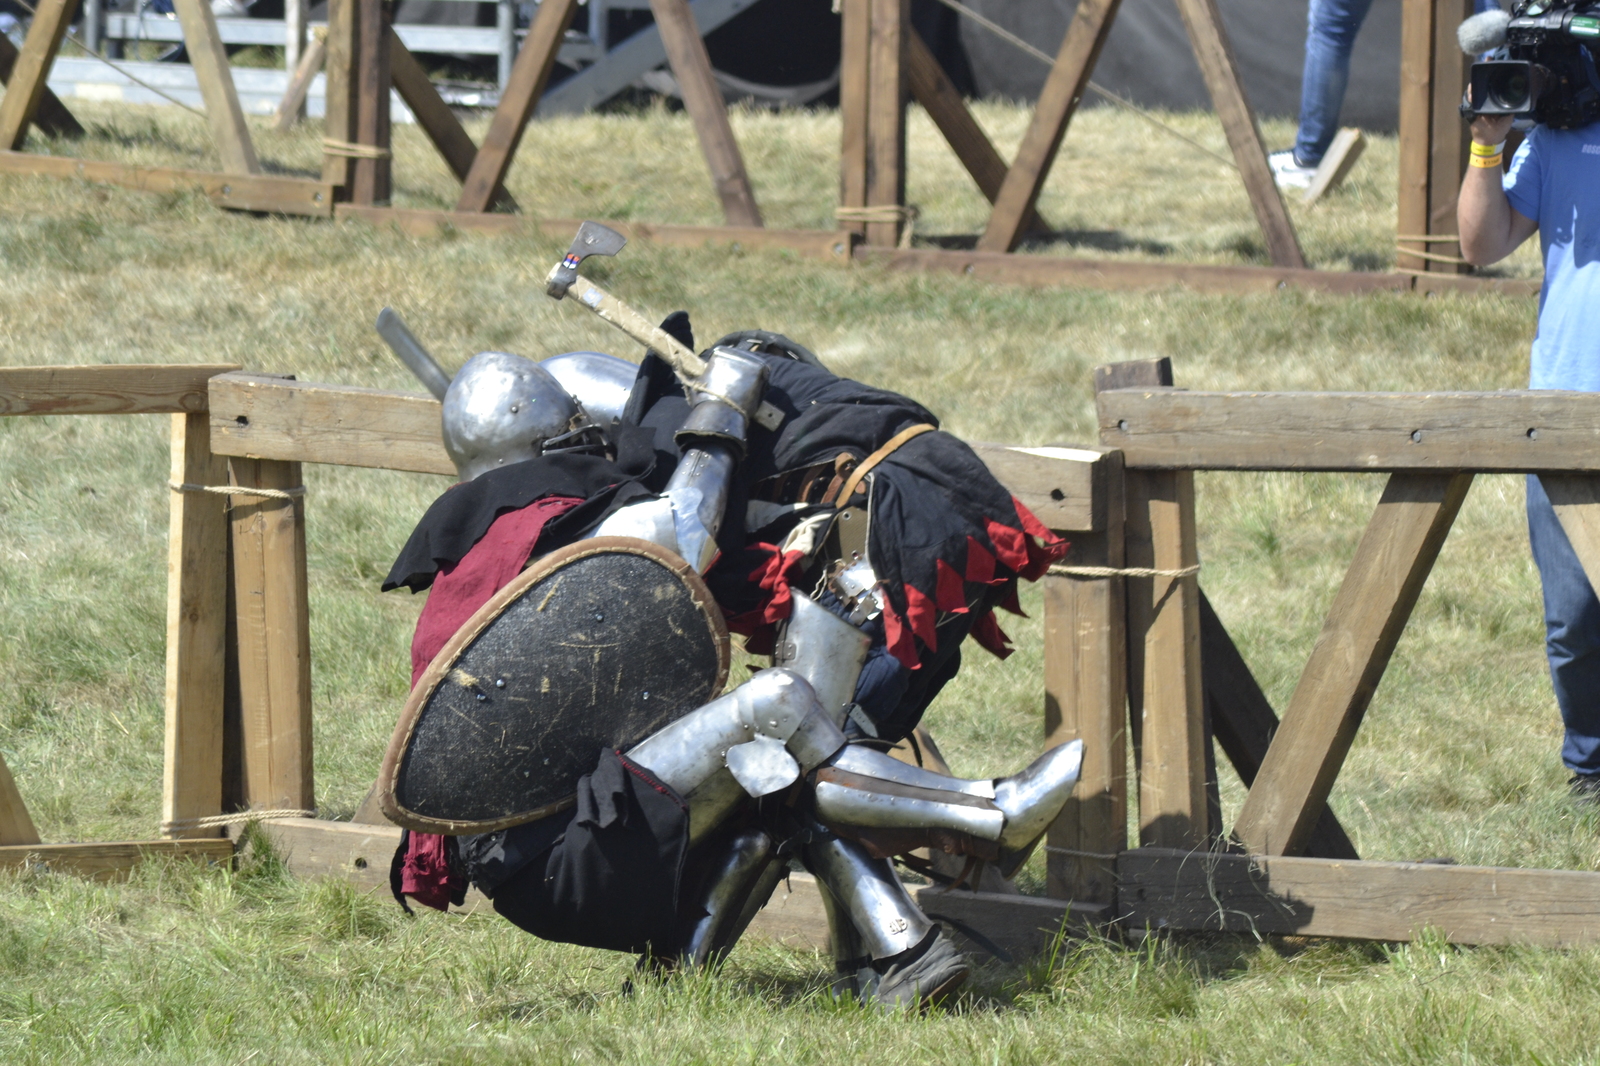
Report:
1458,114,1537,266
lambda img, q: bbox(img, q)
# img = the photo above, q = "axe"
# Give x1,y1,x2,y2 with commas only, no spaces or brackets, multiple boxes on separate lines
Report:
545,222,709,380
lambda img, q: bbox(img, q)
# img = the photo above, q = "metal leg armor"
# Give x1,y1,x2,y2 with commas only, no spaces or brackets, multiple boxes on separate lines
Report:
680,829,779,968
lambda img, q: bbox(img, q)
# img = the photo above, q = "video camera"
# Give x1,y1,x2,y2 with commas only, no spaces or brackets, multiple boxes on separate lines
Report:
1459,0,1600,129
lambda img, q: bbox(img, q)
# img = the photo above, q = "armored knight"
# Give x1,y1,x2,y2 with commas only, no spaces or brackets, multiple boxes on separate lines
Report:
376,316,1080,1008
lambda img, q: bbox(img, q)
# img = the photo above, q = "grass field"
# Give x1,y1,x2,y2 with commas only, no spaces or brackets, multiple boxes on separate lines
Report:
1,96,1594,1063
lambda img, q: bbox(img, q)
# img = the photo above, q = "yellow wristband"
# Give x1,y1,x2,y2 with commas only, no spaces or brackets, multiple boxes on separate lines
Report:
1470,140,1506,157
1469,153,1504,168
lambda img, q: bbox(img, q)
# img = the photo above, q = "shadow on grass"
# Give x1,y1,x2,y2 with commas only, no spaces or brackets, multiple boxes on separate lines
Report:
915,229,1175,257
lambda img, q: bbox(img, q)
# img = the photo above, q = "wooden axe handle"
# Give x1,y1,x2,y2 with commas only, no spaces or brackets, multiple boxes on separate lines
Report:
561,275,708,379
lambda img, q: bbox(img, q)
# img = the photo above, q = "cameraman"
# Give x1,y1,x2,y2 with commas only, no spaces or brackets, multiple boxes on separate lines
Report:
1459,105,1600,798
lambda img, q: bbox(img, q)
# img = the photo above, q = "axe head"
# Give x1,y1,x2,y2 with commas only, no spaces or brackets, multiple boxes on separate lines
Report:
546,221,627,299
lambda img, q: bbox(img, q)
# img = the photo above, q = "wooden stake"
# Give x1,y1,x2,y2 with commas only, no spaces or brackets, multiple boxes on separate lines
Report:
1541,476,1600,601
0,751,40,847
456,0,581,213
322,0,358,194
0,28,81,140
273,30,326,133
389,31,516,211
1397,0,1435,273
1042,455,1127,905
1232,472,1473,856
649,0,762,227
163,413,231,840
173,0,261,175
905,28,1049,235
865,0,908,247
977,0,1121,253
1171,0,1305,269
0,0,74,150
1302,127,1366,207
1426,0,1474,274
839,0,870,240
230,457,314,814
350,0,392,205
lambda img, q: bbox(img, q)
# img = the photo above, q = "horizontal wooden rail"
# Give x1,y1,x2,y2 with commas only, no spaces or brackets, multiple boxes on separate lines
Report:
0,152,334,216
1122,848,1600,947
210,374,1115,531
1100,389,1600,471
0,839,234,880
0,364,238,415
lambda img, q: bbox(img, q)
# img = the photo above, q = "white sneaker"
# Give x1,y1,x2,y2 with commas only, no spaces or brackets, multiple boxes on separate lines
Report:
1269,149,1316,190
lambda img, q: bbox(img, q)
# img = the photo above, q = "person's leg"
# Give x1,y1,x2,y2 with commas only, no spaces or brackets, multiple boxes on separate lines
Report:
1527,476,1600,782
1295,0,1377,166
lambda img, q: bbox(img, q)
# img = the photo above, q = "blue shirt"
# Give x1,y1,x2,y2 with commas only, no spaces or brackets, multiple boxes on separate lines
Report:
1503,126,1600,391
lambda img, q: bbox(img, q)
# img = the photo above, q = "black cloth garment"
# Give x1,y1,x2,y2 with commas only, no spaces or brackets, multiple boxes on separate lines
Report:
465,748,691,955
381,428,658,593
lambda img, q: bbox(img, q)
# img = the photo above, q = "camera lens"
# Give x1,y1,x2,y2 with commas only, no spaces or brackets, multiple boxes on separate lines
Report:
1490,68,1531,110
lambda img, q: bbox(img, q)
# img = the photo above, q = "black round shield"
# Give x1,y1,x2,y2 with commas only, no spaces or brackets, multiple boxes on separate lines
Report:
380,537,729,834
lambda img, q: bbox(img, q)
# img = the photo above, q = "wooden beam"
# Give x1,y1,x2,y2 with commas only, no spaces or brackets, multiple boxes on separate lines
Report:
1232,472,1472,856
977,0,1121,253
163,413,233,840
0,0,74,150
1541,476,1600,603
332,207,852,259
273,30,326,133
968,442,1110,533
1100,390,1600,472
173,0,261,175
1121,847,1600,947
1171,0,1304,269
0,364,236,416
649,0,762,228
349,0,391,205
1199,590,1358,860
864,0,907,247
322,0,357,193
838,0,869,240
0,152,335,215
1301,127,1366,208
456,0,581,213
0,30,82,140
1396,0,1434,273
1426,0,1474,275
855,246,1419,295
1042,452,1127,905
0,750,40,847
387,33,516,212
230,457,314,814
904,28,1048,236
0,839,234,880
209,372,454,475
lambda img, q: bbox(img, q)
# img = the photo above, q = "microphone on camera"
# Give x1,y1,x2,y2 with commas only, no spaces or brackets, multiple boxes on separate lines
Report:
1459,9,1512,54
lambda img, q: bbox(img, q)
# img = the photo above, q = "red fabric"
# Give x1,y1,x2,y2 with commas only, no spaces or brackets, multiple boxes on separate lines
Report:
970,610,1015,660
964,536,996,585
882,599,919,669
723,542,808,637
409,496,584,687
1012,496,1071,580
934,559,969,614
904,582,939,653
984,515,1031,575
402,494,583,912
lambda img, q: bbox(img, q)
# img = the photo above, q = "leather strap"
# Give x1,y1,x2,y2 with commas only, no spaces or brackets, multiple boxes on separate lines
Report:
834,423,936,505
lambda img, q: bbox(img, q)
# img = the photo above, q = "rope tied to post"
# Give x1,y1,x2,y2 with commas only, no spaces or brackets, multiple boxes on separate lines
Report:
169,482,306,501
322,139,392,160
161,809,316,833
835,204,920,248
1047,562,1200,579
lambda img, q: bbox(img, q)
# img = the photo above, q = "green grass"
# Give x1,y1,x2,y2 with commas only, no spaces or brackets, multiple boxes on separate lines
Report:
0,98,1589,1062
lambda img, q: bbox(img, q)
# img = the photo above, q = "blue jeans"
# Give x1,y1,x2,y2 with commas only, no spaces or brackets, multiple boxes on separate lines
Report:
1294,0,1501,166
1527,475,1600,777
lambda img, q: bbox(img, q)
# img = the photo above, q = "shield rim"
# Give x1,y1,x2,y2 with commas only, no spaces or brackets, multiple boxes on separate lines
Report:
378,535,730,835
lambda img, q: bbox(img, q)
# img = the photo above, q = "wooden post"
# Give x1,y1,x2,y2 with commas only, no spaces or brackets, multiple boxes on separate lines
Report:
839,0,870,240
0,0,74,150
1541,476,1600,600
1398,0,1435,273
0,752,40,847
1427,0,1473,274
163,413,231,840
1172,0,1305,269
285,0,309,122
977,0,1120,254
274,30,326,133
905,29,1049,236
389,32,517,211
1097,360,1208,850
1232,472,1473,856
1042,453,1127,905
322,0,359,195
456,0,582,213
0,24,82,140
173,0,262,175
230,458,314,814
649,0,762,227
864,0,907,247
350,0,392,206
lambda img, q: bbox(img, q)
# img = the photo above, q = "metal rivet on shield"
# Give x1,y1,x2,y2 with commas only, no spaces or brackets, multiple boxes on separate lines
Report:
495,678,506,688
642,691,650,700
594,613,604,622
475,692,487,702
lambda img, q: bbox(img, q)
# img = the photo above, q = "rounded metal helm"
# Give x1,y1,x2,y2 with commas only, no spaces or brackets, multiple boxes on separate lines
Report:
538,350,638,429
441,351,581,482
